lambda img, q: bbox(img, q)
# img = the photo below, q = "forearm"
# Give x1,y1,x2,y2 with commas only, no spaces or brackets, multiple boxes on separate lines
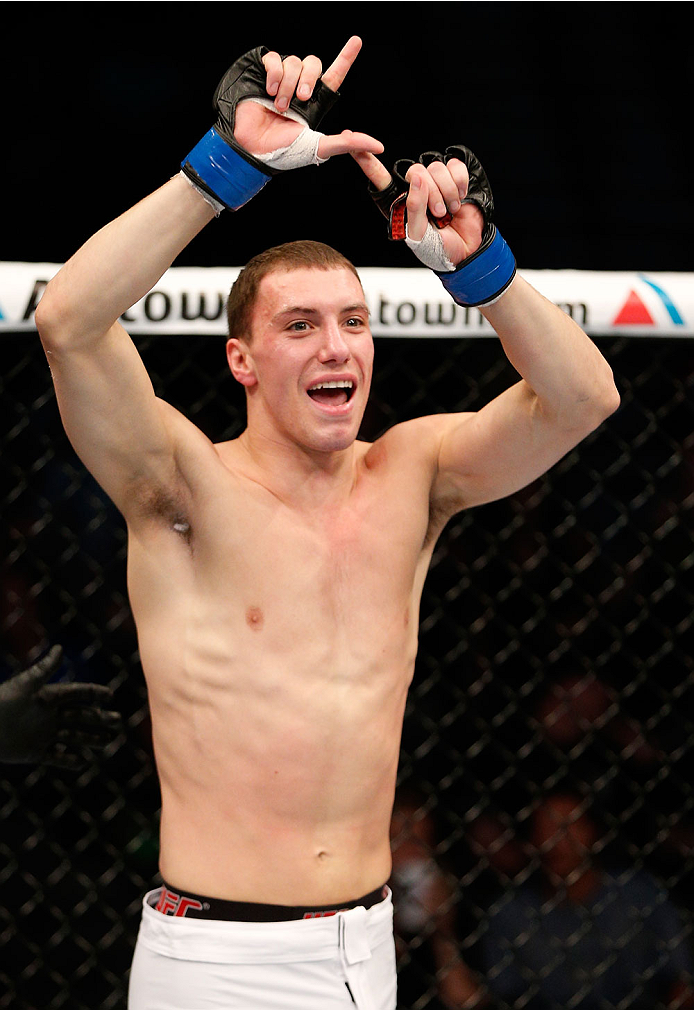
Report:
482,274,620,431
37,175,214,348
37,40,383,353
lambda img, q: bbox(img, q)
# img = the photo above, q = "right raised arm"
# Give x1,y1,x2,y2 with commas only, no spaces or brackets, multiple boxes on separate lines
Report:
36,177,215,517
35,38,382,518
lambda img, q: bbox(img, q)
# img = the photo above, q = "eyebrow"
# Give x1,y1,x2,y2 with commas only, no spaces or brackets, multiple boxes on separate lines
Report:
272,302,371,323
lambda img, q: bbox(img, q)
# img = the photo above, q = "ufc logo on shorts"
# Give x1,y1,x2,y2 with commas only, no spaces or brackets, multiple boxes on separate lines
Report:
155,887,204,917
303,909,338,919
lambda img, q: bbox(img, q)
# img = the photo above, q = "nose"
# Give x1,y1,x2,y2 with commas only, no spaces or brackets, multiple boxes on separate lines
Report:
318,322,350,364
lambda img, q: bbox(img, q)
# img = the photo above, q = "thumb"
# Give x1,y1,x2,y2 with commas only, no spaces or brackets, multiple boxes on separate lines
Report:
317,130,384,161
18,645,64,693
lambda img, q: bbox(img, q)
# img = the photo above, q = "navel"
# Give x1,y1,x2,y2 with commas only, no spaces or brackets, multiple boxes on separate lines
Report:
246,605,264,631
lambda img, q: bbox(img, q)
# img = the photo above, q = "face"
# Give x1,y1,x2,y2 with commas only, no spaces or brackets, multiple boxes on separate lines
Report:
533,796,599,882
227,267,374,456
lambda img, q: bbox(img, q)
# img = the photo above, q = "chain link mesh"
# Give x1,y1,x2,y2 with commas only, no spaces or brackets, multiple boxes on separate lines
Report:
2,330,693,1009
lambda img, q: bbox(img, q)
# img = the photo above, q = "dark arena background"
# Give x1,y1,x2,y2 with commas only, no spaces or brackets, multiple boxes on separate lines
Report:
2,5,693,1008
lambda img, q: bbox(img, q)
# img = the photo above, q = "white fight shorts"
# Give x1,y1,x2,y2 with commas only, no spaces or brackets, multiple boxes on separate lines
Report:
128,887,397,1010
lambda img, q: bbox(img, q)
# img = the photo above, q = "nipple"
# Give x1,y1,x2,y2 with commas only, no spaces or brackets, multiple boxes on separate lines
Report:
246,606,264,631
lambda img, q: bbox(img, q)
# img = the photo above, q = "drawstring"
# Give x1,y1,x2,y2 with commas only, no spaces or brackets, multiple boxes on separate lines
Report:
338,908,372,1009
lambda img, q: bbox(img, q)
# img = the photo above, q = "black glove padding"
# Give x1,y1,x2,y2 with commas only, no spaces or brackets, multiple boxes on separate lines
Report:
212,46,339,173
0,646,122,770
181,46,340,210
369,144,516,307
369,144,494,240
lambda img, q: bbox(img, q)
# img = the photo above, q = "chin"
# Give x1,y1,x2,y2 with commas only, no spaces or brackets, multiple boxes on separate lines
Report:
304,421,360,453
312,432,358,454
303,412,364,454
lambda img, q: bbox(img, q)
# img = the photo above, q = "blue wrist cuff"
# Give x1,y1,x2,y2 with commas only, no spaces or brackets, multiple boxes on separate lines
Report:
437,226,516,307
181,128,271,211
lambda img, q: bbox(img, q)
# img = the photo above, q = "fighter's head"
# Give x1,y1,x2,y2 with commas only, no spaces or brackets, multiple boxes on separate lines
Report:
227,240,363,343
226,241,374,455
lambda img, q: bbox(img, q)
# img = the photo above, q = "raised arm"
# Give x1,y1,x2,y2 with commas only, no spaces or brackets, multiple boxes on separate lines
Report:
36,38,383,519
36,176,214,518
353,147,620,513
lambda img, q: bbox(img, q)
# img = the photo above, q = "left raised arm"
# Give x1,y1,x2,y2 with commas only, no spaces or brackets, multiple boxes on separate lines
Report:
353,147,620,511
434,272,620,510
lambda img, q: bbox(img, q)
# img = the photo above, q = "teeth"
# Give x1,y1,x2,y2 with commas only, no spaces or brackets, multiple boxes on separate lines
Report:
310,380,353,391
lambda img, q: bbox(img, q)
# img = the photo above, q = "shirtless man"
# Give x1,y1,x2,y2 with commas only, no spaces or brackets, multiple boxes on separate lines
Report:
35,36,619,1010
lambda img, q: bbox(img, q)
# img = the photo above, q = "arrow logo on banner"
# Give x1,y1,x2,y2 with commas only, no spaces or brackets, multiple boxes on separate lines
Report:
612,275,685,328
638,274,685,325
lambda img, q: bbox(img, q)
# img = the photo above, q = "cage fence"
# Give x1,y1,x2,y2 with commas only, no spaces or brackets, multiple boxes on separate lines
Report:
1,331,693,1009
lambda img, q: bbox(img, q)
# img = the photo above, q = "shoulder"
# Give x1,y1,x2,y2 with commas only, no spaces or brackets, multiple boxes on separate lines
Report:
362,414,478,533
365,413,474,466
356,420,438,504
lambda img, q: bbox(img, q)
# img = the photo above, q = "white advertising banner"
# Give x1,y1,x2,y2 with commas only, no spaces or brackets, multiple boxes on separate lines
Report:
1,262,692,338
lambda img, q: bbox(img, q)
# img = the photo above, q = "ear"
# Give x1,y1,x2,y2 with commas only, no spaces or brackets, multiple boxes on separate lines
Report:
226,338,257,388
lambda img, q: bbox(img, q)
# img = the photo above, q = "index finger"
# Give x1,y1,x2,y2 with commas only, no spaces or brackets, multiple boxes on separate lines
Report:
42,681,115,706
262,50,284,96
321,36,362,92
20,644,63,687
349,150,392,190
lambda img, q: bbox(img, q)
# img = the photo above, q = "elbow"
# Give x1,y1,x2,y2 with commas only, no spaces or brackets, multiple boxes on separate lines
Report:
34,280,59,347
35,278,75,352
578,368,621,434
601,379,621,421
594,366,621,423
545,367,620,438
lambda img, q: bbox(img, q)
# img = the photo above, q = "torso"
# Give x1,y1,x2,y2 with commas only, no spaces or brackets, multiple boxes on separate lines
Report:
126,418,445,904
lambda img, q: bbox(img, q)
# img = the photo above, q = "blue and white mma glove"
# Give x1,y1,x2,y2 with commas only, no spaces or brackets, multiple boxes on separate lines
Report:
181,46,340,213
370,145,516,307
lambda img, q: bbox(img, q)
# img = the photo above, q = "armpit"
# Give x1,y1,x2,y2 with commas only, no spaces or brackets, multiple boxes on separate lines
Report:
425,491,464,547
130,481,193,546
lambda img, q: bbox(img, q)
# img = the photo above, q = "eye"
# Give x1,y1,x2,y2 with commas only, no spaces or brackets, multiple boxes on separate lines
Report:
288,320,311,333
345,316,366,328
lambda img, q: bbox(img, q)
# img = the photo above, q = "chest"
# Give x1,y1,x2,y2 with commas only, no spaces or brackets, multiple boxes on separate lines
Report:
194,464,432,606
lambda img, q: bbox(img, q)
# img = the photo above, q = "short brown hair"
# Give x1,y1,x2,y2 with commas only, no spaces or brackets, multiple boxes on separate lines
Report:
226,240,362,342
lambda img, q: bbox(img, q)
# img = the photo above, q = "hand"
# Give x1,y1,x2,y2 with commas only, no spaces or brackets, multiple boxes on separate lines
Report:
352,151,484,265
234,37,384,162
182,38,384,210
0,646,122,770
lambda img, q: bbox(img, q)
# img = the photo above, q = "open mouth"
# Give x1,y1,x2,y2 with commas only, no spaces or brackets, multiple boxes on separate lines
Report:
306,380,355,407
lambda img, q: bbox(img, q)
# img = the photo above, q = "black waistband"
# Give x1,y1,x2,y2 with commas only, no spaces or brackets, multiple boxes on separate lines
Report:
152,880,389,921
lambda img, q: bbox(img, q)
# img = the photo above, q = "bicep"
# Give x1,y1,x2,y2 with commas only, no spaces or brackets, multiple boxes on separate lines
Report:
45,319,181,514
433,379,592,511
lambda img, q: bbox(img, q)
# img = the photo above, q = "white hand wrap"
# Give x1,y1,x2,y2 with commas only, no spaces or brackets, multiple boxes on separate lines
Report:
242,98,328,170
179,170,226,216
405,222,456,273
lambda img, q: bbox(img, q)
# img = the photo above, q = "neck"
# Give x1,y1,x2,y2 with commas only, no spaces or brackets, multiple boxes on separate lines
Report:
236,427,361,508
